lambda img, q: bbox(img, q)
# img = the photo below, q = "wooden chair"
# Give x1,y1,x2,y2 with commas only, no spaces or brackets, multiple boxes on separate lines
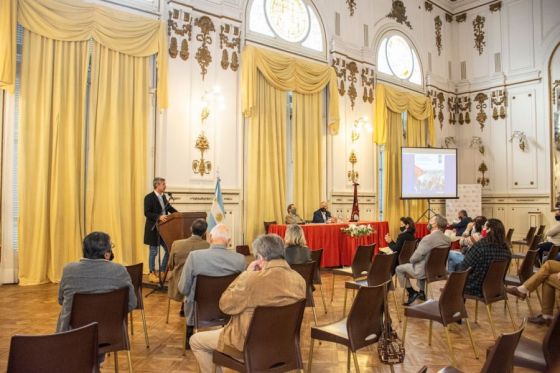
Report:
212,299,306,372
397,239,417,303
125,263,149,348
512,233,542,262
505,248,540,315
291,261,319,326
188,273,240,354
7,323,99,373
435,320,526,373
513,312,560,371
330,244,375,302
423,246,451,299
235,245,251,256
310,248,327,314
69,287,132,373
308,281,388,373
402,269,479,366
505,228,514,249
464,259,516,338
263,221,277,234
544,245,560,263
511,226,537,249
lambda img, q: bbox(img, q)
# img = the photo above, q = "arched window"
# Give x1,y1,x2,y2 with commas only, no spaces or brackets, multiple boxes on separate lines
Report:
377,32,422,86
246,0,325,60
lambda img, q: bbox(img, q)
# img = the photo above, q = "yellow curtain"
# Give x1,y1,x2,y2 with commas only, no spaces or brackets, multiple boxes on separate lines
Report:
241,45,340,134
405,117,429,222
245,73,287,245
0,0,167,108
85,42,149,266
293,92,323,220
18,30,88,285
0,0,16,92
383,111,404,237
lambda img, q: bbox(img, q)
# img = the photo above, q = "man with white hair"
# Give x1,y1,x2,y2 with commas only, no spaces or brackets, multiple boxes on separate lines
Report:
178,223,245,349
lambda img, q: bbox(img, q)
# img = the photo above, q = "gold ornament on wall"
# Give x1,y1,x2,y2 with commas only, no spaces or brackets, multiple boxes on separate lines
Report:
428,90,445,129
509,130,528,152
194,16,215,80
332,57,347,97
347,117,372,183
168,9,193,61
434,16,443,56
192,89,224,177
477,161,490,187
455,13,467,23
346,0,357,16
457,95,471,125
346,62,359,109
386,0,412,29
360,67,374,103
424,2,433,12
448,96,458,125
489,2,502,12
445,13,453,23
474,92,488,130
473,15,486,55
219,23,241,72
491,89,507,120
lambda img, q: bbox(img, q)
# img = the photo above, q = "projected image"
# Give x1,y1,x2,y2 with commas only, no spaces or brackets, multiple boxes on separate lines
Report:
414,154,445,193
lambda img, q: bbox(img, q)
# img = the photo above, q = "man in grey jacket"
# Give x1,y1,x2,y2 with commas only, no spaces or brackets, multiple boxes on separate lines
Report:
178,223,245,349
57,232,137,332
396,215,451,305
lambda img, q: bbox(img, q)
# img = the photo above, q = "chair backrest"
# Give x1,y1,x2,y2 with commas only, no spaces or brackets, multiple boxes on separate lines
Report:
346,282,388,351
524,226,537,243
518,248,539,283
194,273,240,328
506,229,514,248
543,312,560,368
481,320,526,373
425,246,450,283
263,221,277,234
366,252,396,286
547,246,560,262
244,299,306,372
69,287,129,353
125,263,144,310
290,261,316,307
236,245,251,256
398,240,417,265
310,249,324,284
536,225,546,238
7,323,99,373
351,244,375,278
439,269,471,325
481,259,511,303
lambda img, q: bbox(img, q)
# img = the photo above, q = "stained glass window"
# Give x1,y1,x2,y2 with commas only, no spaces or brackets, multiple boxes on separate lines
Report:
377,33,422,85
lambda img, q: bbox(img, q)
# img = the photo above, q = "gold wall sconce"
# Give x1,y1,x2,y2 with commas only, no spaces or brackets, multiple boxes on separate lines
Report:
192,88,224,176
509,130,528,152
470,136,485,155
444,136,456,148
347,116,372,183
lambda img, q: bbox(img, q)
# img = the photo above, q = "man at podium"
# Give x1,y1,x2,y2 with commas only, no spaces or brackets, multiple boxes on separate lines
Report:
144,177,177,283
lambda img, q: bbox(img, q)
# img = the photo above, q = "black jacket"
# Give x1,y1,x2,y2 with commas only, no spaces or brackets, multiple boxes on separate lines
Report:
312,209,332,223
143,191,177,246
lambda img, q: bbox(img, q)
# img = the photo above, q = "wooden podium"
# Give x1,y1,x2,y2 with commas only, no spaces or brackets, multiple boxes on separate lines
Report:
157,212,207,250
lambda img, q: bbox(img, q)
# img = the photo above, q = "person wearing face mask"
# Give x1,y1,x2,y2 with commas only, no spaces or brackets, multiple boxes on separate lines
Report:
448,216,488,271
535,209,560,263
383,217,416,270
285,203,305,224
312,201,333,223
451,210,472,236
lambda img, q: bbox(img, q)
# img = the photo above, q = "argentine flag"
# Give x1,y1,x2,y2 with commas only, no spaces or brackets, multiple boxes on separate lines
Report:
207,177,225,233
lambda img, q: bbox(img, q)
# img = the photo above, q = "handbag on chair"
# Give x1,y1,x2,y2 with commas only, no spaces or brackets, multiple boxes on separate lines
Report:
377,284,405,364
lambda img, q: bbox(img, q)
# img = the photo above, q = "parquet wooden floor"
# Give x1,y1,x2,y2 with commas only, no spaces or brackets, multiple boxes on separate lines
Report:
0,271,548,372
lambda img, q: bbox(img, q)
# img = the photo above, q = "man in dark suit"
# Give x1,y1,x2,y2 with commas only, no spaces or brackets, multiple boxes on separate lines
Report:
312,201,332,223
451,209,472,236
144,177,177,283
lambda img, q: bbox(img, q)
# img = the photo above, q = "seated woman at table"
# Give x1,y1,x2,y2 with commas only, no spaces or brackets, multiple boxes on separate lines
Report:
284,224,311,265
383,216,416,256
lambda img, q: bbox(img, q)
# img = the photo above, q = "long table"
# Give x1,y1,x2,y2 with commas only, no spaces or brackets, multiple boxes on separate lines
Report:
268,221,389,267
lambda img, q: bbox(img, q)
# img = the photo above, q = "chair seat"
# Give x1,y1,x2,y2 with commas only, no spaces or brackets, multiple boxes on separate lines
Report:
513,336,546,371
505,274,522,286
512,253,526,260
404,300,446,324
345,279,367,290
197,318,228,330
437,367,463,373
311,318,352,347
512,239,528,246
212,350,245,371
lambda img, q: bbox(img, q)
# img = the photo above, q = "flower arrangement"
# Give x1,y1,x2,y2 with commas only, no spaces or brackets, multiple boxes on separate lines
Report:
341,224,374,238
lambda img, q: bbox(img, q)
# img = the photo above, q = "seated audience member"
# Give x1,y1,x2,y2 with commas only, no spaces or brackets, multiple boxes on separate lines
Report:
396,215,452,305
284,203,305,224
458,218,512,297
284,224,311,265
536,209,560,262
451,210,472,236
178,224,245,348
168,218,210,316
384,216,416,270
190,234,306,373
448,216,487,271
312,201,334,223
507,257,560,326
57,232,137,333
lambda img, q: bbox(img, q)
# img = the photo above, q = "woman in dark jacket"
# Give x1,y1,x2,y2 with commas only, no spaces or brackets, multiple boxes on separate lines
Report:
384,217,416,271
284,224,311,265
459,218,512,298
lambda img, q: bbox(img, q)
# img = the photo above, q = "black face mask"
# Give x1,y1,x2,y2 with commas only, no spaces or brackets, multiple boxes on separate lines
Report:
108,251,114,261
556,215,560,222
320,208,327,212
399,227,406,232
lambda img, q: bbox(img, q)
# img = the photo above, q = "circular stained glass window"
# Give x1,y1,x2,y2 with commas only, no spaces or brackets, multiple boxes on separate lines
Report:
385,35,414,80
264,0,311,43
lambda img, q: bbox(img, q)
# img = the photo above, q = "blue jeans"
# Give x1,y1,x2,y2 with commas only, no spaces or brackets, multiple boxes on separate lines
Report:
447,250,464,272
149,240,168,273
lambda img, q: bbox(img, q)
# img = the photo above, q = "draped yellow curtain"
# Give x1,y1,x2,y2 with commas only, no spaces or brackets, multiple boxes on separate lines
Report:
0,0,16,92
375,83,434,235
85,42,149,266
241,44,339,134
0,0,167,108
293,92,323,220
18,30,88,285
245,73,287,245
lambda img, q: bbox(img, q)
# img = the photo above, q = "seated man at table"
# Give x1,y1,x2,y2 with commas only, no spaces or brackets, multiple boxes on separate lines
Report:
285,203,305,224
451,210,472,236
396,215,452,305
312,201,334,223
189,234,306,372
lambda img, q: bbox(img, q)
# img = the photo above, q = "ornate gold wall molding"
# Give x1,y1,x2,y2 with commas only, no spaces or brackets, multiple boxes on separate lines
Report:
332,57,347,97
491,89,507,120
445,13,453,23
219,23,241,72
473,15,486,55
360,67,374,104
346,62,359,109
386,0,412,29
474,92,488,130
332,55,375,108
346,0,357,16
448,96,458,125
424,2,433,12
434,16,443,56
456,13,466,23
489,1,502,12
194,16,215,80
429,89,445,129
457,95,471,125
168,8,193,61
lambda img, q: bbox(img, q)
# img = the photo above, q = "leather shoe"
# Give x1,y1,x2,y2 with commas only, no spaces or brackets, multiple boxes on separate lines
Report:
185,326,194,350
528,314,552,326
403,291,419,306
505,286,527,300
418,291,426,301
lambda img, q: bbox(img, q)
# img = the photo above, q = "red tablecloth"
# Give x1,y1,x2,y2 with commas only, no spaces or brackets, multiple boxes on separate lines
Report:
268,221,389,267
415,222,460,250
